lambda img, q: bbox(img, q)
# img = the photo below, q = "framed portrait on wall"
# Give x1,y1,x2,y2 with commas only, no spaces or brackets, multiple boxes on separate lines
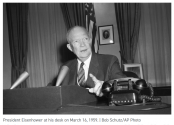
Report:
98,25,114,45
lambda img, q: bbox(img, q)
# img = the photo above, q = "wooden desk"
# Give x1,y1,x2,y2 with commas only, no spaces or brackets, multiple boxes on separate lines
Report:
4,102,171,114
3,86,171,114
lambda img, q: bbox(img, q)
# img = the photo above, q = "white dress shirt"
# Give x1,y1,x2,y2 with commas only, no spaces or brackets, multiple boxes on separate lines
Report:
77,54,92,86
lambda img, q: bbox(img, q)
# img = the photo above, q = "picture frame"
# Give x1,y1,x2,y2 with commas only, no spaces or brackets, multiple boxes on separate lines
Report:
98,25,114,45
123,63,143,79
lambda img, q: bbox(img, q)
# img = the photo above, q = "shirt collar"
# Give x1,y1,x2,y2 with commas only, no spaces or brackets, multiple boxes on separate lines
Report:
77,54,92,69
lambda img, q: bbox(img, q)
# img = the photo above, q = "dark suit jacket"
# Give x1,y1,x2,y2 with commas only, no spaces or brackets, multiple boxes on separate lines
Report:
61,53,126,88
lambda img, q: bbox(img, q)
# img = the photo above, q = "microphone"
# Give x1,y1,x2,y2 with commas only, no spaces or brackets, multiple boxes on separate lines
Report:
56,65,69,86
10,71,29,89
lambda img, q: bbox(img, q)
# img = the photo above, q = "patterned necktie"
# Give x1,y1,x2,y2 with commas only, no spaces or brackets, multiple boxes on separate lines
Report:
78,62,86,87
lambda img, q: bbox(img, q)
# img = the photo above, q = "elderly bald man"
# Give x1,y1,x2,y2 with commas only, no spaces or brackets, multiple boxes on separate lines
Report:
57,26,125,97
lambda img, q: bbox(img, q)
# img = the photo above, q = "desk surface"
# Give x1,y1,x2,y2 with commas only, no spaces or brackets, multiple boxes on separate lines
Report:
3,86,171,114
4,102,171,114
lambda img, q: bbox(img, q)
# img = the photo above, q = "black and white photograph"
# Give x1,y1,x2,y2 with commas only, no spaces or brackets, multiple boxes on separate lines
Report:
2,2,172,125
98,25,114,45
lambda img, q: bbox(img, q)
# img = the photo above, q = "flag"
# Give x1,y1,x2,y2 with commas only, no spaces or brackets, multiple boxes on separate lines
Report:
85,3,98,53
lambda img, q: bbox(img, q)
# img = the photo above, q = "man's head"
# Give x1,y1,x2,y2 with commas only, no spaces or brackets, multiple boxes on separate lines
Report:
66,26,92,62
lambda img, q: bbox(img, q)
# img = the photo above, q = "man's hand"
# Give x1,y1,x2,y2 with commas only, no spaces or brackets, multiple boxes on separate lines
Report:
88,73,104,97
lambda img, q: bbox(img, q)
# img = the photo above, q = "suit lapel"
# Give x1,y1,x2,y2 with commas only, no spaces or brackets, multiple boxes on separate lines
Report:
68,60,78,85
86,53,99,88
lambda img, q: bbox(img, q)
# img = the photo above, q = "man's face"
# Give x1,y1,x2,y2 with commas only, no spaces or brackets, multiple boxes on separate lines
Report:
67,28,92,62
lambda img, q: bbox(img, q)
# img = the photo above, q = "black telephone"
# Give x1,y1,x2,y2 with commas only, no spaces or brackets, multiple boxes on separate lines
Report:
101,77,161,106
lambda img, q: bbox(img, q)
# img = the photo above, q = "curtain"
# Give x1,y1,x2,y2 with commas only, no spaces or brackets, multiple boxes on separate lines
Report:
115,3,141,65
135,3,171,87
26,3,67,87
60,3,86,29
6,3,28,88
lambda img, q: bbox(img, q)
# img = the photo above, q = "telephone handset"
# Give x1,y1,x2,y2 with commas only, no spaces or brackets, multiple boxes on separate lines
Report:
101,77,161,106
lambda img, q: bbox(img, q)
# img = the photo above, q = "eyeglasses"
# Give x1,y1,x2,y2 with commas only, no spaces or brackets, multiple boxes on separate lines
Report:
71,37,90,45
